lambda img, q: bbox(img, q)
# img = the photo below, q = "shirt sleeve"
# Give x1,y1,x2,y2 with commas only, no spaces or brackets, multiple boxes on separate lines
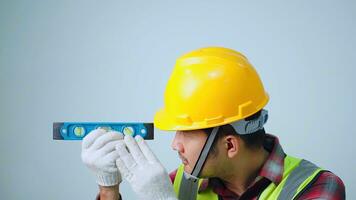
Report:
297,171,345,200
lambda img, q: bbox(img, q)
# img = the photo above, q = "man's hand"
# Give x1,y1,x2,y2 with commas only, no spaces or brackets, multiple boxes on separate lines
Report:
115,135,178,200
81,128,124,186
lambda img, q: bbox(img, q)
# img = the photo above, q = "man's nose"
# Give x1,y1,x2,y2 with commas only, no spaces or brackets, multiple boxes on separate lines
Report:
171,132,184,153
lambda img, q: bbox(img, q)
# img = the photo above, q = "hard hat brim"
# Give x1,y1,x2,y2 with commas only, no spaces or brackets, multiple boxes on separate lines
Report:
154,93,269,131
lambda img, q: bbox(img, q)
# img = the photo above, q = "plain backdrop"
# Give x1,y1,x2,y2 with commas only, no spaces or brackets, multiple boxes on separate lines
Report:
1,0,355,199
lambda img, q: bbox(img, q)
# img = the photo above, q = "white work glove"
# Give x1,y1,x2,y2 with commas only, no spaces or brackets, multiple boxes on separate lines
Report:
81,128,124,186
115,135,178,200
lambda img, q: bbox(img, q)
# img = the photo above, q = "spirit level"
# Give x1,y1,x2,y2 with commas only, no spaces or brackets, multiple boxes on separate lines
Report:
53,122,154,140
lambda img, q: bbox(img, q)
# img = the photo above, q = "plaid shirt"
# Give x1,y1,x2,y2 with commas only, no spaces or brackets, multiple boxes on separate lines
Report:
169,134,345,200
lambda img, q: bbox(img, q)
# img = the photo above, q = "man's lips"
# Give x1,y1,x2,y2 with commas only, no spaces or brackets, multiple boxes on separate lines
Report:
179,153,189,165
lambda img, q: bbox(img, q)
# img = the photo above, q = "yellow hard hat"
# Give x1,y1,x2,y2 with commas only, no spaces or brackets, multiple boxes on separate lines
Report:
154,47,269,131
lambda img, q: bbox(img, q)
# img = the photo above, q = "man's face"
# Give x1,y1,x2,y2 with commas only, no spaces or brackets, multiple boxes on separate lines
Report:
171,129,223,176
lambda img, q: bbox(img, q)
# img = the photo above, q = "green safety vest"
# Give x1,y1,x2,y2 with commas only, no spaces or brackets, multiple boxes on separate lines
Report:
173,155,324,200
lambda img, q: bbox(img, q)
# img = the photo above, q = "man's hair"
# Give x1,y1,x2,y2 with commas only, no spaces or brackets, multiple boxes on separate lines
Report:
203,110,266,155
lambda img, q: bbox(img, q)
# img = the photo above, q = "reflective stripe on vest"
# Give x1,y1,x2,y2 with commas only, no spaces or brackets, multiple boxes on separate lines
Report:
173,155,323,200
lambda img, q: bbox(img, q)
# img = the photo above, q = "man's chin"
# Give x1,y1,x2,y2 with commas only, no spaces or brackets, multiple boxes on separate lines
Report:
183,165,193,174
183,166,212,179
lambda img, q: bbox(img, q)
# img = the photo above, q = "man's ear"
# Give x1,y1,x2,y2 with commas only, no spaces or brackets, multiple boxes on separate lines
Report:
224,135,239,158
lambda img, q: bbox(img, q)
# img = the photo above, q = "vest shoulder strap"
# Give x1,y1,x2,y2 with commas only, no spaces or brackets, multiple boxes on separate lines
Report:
277,158,322,200
259,155,323,200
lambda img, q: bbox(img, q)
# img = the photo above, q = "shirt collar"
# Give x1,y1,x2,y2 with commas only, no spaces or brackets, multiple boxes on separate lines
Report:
198,133,286,192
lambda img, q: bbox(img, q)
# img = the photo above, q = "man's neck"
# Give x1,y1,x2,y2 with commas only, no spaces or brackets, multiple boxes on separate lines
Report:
219,147,270,196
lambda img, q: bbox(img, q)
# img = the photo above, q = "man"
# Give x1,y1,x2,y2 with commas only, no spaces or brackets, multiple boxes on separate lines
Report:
82,47,345,199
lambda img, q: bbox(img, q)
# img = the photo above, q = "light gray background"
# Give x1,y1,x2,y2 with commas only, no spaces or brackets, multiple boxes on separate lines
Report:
1,0,355,199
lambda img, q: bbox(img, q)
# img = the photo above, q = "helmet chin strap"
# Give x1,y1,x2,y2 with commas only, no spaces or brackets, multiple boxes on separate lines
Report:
190,126,220,179
178,127,220,200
